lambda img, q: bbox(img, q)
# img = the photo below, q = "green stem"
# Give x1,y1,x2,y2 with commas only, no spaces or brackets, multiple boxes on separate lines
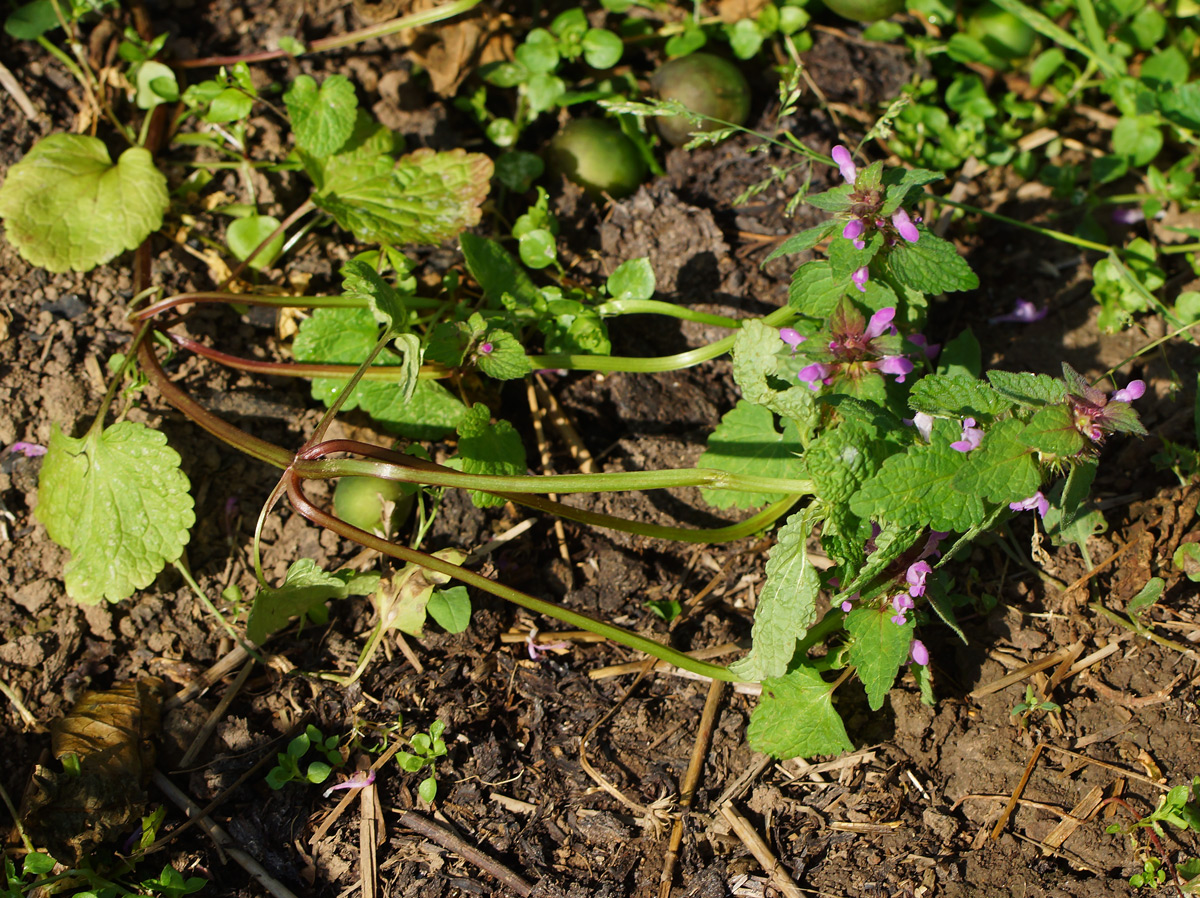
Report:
595,298,744,328
138,339,293,468
531,305,796,373
173,559,263,664
87,323,154,436
293,455,815,497
1161,243,1200,255
1089,603,1198,658
286,472,741,682
926,194,1114,253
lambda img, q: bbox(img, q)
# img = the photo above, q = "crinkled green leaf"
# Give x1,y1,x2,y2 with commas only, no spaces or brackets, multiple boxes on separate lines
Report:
698,401,806,510
460,233,543,309
537,295,611,355
730,319,818,431
881,167,943,214
882,230,979,294
765,222,837,263
284,74,358,158
0,134,168,273
827,229,884,280
606,257,655,302
840,521,924,597
845,605,914,711
477,329,534,380
747,664,855,759
985,370,1067,406
247,559,380,644
313,148,492,246
953,417,1041,505
456,403,526,508
1018,404,1086,457
908,374,1009,418
805,184,854,212
36,422,194,604
729,509,821,681
804,421,878,506
850,420,982,531
294,307,465,437
788,260,843,319
341,259,408,330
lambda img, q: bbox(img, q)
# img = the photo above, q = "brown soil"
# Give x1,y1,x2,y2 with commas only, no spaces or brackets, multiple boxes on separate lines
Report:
2,3,1199,898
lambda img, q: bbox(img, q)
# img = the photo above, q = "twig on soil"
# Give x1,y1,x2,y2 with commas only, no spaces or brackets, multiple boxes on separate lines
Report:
659,678,725,898
1090,602,1200,660
991,743,1044,840
166,643,253,710
968,644,1081,699
719,802,804,898
1041,784,1107,850
532,374,595,473
1011,830,1105,876
1042,745,1170,791
152,770,302,898
0,779,35,853
0,59,39,120
0,679,40,730
396,809,536,898
359,778,379,898
1081,671,1185,707
526,380,573,581
177,659,254,768
714,754,773,808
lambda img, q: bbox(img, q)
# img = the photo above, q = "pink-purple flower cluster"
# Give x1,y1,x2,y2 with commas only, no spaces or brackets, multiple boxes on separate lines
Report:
830,145,921,294
786,306,917,392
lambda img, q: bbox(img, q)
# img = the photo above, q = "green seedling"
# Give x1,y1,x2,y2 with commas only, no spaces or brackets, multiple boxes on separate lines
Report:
1009,684,1061,727
1107,776,1200,891
396,720,448,805
265,724,345,790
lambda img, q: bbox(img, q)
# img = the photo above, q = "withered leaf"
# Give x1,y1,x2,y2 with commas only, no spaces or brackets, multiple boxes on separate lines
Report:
22,678,163,865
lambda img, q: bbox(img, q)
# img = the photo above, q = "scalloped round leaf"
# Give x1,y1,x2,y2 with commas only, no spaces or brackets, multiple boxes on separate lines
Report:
747,666,855,759
35,422,194,604
0,134,168,273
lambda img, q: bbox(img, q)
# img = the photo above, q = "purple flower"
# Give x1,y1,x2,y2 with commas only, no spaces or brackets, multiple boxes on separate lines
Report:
906,561,932,597
479,342,494,355
798,362,832,390
8,442,47,458
989,298,1049,325
893,593,915,614
907,333,940,359
831,145,857,184
779,328,806,352
892,208,920,243
843,219,865,242
323,769,376,798
851,266,869,293
841,600,854,613
907,411,934,442
950,417,984,452
863,307,896,341
1112,208,1145,226
874,355,914,383
910,639,929,666
1009,491,1049,518
921,530,950,560
1112,380,1145,403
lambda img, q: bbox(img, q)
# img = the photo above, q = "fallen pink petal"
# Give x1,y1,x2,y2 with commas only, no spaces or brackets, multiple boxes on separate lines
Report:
988,298,1048,325
323,769,376,798
8,442,47,458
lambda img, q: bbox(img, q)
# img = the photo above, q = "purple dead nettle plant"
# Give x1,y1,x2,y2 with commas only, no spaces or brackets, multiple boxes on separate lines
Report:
791,304,921,391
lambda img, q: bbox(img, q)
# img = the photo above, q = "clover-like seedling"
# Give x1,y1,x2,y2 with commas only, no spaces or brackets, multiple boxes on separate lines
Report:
396,720,447,805
266,724,344,790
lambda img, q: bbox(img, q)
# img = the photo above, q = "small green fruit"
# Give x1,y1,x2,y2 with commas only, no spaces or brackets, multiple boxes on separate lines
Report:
333,476,412,535
545,119,646,198
965,2,1036,61
820,0,904,22
650,53,751,147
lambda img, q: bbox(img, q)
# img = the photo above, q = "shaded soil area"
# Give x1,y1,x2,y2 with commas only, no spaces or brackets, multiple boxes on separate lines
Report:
3,3,1200,897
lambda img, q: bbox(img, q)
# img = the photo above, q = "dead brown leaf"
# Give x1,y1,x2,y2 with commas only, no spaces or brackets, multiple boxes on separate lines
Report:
21,678,164,864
